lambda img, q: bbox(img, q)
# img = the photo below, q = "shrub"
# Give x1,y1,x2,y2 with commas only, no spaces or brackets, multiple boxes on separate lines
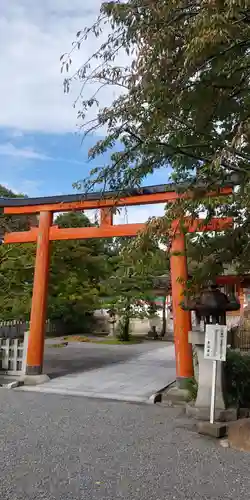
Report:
225,349,250,408
184,377,198,401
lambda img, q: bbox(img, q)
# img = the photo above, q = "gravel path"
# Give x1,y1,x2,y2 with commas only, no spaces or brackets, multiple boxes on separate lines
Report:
1,390,250,500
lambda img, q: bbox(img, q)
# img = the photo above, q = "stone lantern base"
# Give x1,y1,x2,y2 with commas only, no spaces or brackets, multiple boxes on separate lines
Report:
188,329,237,422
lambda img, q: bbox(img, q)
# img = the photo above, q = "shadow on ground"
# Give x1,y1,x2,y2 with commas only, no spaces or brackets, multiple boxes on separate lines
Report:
43,342,160,379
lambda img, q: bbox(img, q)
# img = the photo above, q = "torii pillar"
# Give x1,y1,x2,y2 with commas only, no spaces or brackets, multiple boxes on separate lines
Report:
25,211,52,380
170,229,194,387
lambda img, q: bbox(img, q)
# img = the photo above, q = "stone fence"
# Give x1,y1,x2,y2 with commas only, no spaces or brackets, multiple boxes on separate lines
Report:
0,319,69,339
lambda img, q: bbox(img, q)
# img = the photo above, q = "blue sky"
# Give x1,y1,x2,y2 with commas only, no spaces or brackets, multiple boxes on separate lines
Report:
0,1,168,223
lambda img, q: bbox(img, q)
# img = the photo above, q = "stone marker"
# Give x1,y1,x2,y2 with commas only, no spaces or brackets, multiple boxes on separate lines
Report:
197,421,227,438
162,386,190,405
228,419,250,452
186,403,237,422
238,408,250,419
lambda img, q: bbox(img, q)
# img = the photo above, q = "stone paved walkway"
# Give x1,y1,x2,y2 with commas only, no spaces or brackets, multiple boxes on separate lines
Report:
19,344,176,403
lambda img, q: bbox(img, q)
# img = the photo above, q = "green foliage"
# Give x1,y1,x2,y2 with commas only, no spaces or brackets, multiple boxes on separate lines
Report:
185,350,250,408
0,184,33,236
62,1,250,286
103,236,168,339
183,377,198,402
0,204,111,326
48,212,110,328
93,337,142,345
0,244,35,320
0,184,35,319
63,1,250,186
225,349,250,408
183,350,250,407
0,185,24,199
0,186,168,331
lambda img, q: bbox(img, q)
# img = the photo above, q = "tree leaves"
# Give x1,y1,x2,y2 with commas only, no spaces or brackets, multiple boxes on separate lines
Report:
48,212,109,324
60,0,250,283
103,235,168,319
0,208,110,323
64,0,250,187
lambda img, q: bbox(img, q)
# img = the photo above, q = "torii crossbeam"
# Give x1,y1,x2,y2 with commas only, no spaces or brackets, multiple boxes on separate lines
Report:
0,183,233,385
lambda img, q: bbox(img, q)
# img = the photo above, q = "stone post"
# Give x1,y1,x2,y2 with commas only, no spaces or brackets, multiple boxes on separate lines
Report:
187,329,236,421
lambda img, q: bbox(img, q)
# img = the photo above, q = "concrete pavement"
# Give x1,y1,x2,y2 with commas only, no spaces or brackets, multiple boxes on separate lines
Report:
43,340,170,378
1,390,250,500
20,343,176,403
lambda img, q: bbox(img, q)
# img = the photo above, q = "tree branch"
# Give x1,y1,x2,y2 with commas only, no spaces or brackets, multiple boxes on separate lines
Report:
125,128,250,175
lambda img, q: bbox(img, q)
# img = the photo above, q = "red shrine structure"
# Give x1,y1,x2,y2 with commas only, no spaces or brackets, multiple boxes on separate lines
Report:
0,183,235,385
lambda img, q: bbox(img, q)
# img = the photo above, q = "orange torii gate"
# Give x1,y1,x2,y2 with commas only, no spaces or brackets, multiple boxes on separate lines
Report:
1,183,232,385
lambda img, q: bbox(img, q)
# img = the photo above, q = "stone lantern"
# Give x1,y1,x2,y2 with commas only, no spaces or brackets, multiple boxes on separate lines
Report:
184,284,240,327
183,285,240,420
107,309,117,338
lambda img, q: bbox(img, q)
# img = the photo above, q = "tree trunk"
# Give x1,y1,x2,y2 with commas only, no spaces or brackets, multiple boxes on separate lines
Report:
108,320,116,337
118,301,131,341
161,295,167,338
123,315,130,341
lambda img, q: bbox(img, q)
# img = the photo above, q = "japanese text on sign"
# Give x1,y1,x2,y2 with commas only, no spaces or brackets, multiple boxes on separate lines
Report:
204,324,228,362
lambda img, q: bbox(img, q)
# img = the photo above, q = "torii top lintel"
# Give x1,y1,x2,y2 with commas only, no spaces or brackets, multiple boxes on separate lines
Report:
0,183,233,244
0,183,233,215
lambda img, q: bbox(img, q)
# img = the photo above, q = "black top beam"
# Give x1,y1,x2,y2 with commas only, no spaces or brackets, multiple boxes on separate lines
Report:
0,179,236,208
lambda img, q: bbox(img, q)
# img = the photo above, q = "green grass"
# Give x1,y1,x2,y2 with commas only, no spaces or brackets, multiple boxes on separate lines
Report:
183,377,198,401
48,342,68,348
63,335,90,343
92,337,143,345
47,334,144,346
